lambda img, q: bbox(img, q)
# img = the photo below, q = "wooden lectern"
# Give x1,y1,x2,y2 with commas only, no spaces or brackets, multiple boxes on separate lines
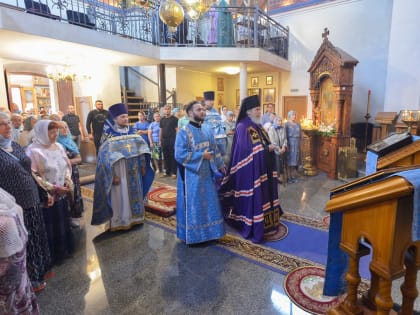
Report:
375,141,420,171
326,167,419,314
373,112,398,143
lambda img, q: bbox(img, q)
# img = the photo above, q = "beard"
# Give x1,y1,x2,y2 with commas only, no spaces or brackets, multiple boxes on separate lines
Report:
193,113,204,123
249,115,261,125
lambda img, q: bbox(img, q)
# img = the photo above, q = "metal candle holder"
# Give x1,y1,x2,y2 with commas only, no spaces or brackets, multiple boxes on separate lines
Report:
400,110,420,134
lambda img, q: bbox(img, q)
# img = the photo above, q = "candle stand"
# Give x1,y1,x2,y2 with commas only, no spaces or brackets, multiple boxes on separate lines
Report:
302,128,318,176
400,110,420,135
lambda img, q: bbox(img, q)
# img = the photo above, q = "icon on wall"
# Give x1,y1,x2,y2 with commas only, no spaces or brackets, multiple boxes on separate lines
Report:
263,88,275,103
251,77,259,87
217,78,224,91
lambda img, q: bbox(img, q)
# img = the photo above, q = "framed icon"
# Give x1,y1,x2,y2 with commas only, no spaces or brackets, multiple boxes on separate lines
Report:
217,93,224,106
263,88,275,103
217,77,224,91
251,77,258,87
266,75,273,85
248,88,261,97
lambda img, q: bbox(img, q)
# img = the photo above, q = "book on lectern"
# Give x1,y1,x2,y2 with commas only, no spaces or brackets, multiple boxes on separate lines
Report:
367,132,412,157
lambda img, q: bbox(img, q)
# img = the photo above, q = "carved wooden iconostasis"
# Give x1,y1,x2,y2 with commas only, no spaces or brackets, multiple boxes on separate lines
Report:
308,28,358,179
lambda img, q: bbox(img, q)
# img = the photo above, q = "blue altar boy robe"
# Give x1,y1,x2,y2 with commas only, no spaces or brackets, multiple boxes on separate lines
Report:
175,122,226,244
92,119,154,229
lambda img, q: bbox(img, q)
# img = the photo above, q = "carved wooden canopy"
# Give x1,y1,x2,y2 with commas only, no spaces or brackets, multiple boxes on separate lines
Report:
308,28,358,89
308,28,358,137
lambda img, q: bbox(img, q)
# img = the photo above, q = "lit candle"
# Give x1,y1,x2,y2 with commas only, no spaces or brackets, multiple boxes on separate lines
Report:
366,90,371,114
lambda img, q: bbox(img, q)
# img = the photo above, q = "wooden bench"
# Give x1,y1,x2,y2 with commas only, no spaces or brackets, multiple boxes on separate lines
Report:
24,0,60,20
66,10,96,29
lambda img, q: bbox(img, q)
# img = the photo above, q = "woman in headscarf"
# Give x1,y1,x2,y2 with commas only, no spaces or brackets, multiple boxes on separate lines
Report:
26,120,74,265
268,116,288,185
57,121,84,227
0,188,40,314
18,115,38,148
285,110,302,182
0,112,51,292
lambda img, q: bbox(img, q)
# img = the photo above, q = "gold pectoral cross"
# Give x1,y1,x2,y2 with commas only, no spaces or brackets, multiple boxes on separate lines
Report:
126,142,131,153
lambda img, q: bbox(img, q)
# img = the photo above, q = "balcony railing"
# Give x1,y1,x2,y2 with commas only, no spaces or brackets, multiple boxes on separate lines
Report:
0,0,289,59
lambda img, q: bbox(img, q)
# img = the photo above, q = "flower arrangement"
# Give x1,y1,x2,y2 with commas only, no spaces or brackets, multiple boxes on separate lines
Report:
316,122,336,137
301,118,316,130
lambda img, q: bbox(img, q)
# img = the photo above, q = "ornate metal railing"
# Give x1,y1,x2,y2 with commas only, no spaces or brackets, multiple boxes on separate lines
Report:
0,0,288,59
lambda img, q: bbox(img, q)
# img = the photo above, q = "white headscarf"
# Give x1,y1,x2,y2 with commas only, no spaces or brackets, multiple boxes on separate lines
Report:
33,119,53,146
0,188,27,258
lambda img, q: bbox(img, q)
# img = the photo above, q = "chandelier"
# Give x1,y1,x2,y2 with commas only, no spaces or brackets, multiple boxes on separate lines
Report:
159,0,185,32
46,65,91,82
159,0,212,30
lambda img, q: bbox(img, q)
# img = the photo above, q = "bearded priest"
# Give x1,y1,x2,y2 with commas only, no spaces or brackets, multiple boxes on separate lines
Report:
219,95,283,243
175,100,226,245
92,103,154,231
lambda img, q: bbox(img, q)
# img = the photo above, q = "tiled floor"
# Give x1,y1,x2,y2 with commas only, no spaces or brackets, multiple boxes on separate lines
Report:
36,164,420,314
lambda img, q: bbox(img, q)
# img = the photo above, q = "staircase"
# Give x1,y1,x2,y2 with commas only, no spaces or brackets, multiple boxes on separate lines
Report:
123,89,146,124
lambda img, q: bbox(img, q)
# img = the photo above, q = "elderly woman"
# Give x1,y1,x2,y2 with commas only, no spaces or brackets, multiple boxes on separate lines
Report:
0,188,39,314
26,120,74,265
18,115,38,148
285,110,302,182
268,116,288,184
0,112,51,292
223,110,235,165
58,121,84,227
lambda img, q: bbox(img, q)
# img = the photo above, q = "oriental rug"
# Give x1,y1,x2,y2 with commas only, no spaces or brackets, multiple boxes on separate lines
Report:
82,184,319,274
284,266,345,314
322,215,330,227
81,184,369,292
145,183,176,217
82,181,177,217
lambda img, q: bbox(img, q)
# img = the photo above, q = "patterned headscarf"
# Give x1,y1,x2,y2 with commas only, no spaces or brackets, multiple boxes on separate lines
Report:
287,110,297,120
57,132,80,154
32,120,53,146
0,188,27,258
273,116,283,129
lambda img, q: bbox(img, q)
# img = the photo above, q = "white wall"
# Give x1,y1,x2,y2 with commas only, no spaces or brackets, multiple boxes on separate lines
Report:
272,0,408,122
176,68,214,105
0,59,7,107
73,64,121,109
384,0,420,110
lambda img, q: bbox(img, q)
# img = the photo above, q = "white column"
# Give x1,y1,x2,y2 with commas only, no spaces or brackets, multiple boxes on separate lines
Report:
239,62,247,105
0,59,8,108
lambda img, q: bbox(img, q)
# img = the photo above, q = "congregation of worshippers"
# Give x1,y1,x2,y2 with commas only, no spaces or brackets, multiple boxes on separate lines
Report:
0,90,299,312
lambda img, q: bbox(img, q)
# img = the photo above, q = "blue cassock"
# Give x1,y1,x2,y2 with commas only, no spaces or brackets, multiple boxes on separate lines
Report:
174,122,226,244
91,120,154,225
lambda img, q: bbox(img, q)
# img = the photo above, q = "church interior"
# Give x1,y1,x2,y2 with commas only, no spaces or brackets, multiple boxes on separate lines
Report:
0,0,420,313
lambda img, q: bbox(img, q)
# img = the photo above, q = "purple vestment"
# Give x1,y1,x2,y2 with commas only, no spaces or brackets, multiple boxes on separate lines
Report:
219,116,283,243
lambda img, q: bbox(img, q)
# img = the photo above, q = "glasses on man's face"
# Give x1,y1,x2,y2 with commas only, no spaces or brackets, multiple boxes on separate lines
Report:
0,121,11,127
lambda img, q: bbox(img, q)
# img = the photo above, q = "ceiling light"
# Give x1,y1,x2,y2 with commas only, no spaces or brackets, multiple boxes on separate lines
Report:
46,65,91,82
223,67,240,75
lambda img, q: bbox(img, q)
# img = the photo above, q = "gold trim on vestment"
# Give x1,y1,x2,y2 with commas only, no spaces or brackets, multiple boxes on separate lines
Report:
108,219,145,232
